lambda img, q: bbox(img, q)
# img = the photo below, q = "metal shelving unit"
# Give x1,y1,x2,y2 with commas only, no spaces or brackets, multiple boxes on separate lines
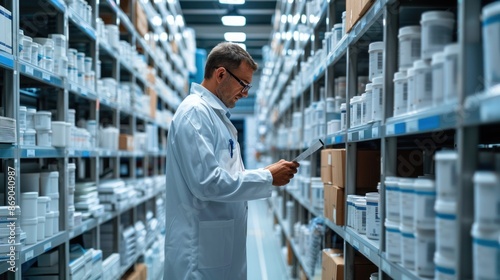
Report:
0,0,189,278
259,0,487,279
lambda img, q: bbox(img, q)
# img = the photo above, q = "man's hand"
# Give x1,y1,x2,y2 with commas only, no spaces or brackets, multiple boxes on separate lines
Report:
265,159,300,186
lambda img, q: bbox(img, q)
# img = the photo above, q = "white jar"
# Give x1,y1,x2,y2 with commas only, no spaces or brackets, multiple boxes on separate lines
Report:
333,23,343,47
413,59,433,110
360,93,367,125
355,198,367,234
443,43,459,104
19,106,27,130
34,111,52,130
400,224,416,270
406,67,415,113
51,121,67,147
415,228,435,277
350,96,362,127
76,52,85,73
49,34,66,57
30,42,40,67
364,83,373,122
347,195,364,228
23,129,36,146
435,199,457,258
340,103,347,130
36,129,52,147
20,35,33,62
434,251,456,280
311,177,324,209
399,178,415,226
40,171,59,196
37,216,45,241
471,223,500,280
26,108,36,129
21,218,38,245
45,211,55,237
385,219,401,262
371,77,383,122
393,71,408,116
68,163,76,187
385,176,400,222
413,178,436,230
434,150,458,201
431,51,446,106
21,192,39,219
482,2,500,89
398,25,421,70
420,11,455,60
336,76,346,98
368,42,384,81
366,192,380,240
473,171,500,229
37,196,50,218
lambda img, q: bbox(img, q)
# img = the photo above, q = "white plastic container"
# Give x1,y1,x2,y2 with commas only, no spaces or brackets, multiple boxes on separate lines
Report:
68,109,76,125
21,192,38,219
393,71,408,116
21,217,38,245
360,93,367,125
37,196,50,218
385,219,401,262
435,199,457,258
36,129,52,147
369,42,384,81
370,273,378,280
399,178,415,226
366,192,380,240
51,121,67,147
473,171,500,229
347,195,364,228
471,223,500,280
37,216,46,241
26,108,36,129
19,35,33,62
40,171,59,195
434,150,458,201
68,206,75,229
45,211,55,237
415,228,435,277
400,224,416,270
431,51,446,106
482,2,500,89
406,67,416,113
336,77,346,98
355,198,367,234
350,96,361,127
420,11,455,60
49,34,66,57
52,211,59,234
76,52,85,73
434,251,456,280
414,178,436,230
413,59,433,110
31,42,40,67
371,77,383,121
68,163,76,187
340,103,347,130
34,111,52,130
398,26,421,70
364,83,373,123
48,192,59,212
19,106,27,130
310,177,324,209
385,176,400,222
443,43,459,104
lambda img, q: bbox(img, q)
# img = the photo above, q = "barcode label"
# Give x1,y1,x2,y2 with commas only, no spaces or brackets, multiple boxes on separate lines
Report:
375,205,379,220
378,52,383,70
403,83,408,101
25,66,33,75
425,72,432,93
361,210,366,231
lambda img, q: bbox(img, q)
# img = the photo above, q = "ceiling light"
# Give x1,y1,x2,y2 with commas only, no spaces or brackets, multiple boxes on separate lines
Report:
222,15,246,26
222,7,246,26
224,32,246,42
219,0,245,4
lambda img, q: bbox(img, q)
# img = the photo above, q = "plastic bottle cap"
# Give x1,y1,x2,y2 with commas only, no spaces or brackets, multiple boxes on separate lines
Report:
393,71,407,81
444,43,460,56
483,2,500,20
369,41,384,52
421,11,455,22
434,150,458,161
398,25,421,37
413,59,430,70
365,83,373,91
431,51,446,65
372,77,383,85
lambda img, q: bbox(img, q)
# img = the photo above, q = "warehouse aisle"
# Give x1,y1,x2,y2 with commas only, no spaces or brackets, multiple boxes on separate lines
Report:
247,199,289,280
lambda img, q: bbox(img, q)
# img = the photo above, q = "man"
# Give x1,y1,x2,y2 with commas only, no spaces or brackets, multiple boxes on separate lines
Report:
164,42,299,279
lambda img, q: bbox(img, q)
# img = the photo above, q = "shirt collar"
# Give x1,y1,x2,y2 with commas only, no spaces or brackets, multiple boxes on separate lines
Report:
190,83,231,118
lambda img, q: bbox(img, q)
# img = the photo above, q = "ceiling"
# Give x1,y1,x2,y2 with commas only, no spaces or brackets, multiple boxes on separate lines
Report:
178,0,278,65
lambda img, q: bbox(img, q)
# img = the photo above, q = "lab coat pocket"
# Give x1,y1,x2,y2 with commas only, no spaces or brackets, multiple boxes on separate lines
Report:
198,219,234,269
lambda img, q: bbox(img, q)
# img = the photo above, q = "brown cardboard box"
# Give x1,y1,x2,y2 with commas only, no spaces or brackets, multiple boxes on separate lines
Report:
332,185,345,225
323,184,334,221
122,263,147,280
346,0,375,33
134,2,148,37
321,149,334,184
331,149,380,189
286,240,293,265
119,134,134,151
322,248,343,280
146,87,157,119
332,253,345,280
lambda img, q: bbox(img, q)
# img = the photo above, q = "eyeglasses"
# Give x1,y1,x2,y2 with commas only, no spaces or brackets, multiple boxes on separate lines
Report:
218,67,252,93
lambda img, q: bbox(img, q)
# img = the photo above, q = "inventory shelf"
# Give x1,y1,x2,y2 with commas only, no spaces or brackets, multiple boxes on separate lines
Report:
464,87,500,127
347,122,382,142
119,236,158,277
271,204,320,280
0,52,14,70
14,147,166,159
67,8,97,40
20,231,68,264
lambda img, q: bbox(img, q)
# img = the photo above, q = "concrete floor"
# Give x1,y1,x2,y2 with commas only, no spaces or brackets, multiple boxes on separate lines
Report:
247,199,289,280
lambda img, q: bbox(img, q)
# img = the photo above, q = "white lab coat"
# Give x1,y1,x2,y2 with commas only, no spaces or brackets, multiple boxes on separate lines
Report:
164,83,273,280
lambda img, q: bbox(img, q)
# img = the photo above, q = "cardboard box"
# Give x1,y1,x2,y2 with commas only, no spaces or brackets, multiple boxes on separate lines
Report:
346,0,375,33
323,184,334,221
286,240,293,265
332,253,345,280
134,2,148,37
321,149,334,184
119,134,134,151
122,263,147,280
146,87,157,119
331,149,380,189
332,185,345,226
322,248,343,280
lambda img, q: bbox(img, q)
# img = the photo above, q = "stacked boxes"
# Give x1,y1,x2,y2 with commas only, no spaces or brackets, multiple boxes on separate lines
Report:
345,0,375,33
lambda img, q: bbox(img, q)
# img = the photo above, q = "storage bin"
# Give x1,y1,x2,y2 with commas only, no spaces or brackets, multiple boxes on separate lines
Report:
398,25,421,70
420,11,455,60
368,42,384,81
482,2,500,89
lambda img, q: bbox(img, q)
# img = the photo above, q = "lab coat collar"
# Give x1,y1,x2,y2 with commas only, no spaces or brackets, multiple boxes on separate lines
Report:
190,83,231,119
